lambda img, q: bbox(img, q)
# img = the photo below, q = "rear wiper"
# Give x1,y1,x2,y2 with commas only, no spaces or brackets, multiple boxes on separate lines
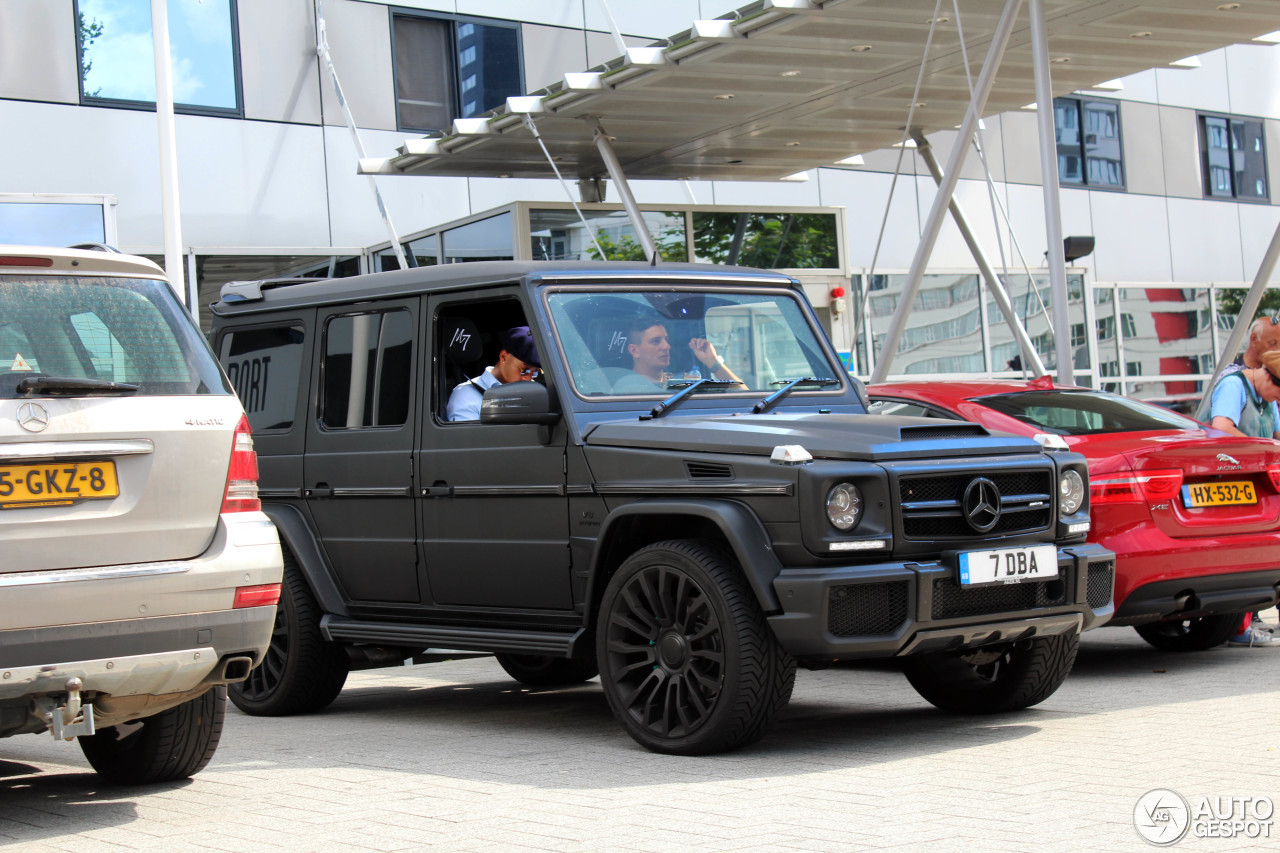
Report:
751,377,840,414
16,375,139,396
642,378,739,420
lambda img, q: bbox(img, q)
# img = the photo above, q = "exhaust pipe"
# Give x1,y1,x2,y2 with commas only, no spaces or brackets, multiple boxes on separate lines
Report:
217,655,255,683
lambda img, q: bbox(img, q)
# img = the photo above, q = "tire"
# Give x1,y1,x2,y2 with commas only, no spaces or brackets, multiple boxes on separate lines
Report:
495,653,599,686
903,632,1079,714
79,687,225,784
229,551,349,716
595,539,796,755
1134,612,1244,651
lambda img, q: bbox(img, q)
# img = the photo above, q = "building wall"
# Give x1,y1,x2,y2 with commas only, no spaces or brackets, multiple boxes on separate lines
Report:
1,0,1279,390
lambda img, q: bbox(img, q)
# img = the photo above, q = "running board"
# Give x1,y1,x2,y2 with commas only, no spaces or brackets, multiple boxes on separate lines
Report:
320,616,584,658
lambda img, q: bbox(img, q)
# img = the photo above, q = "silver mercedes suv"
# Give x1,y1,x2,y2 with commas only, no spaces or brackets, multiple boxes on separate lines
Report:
0,245,283,783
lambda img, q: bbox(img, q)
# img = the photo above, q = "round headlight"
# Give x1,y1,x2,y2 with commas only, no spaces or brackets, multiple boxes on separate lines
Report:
1059,469,1085,516
826,483,863,531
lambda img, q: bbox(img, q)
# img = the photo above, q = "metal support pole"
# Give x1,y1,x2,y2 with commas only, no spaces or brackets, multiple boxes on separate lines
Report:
1194,218,1280,420
595,0,630,59
315,0,408,269
1028,0,1073,385
150,0,185,300
912,131,1046,376
592,123,657,263
871,0,1022,382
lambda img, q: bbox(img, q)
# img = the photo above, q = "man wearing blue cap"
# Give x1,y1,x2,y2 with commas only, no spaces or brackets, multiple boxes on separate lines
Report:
446,326,541,421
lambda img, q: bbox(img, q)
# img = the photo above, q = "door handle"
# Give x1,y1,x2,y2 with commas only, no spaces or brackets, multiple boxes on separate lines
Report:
421,484,452,497
305,484,334,498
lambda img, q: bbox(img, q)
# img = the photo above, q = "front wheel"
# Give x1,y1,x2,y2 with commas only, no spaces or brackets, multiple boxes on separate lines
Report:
79,687,225,784
1134,613,1244,651
596,539,796,755
494,653,599,687
229,551,349,716
903,633,1079,714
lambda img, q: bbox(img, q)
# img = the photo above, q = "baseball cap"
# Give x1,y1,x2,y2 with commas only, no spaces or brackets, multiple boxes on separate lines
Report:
502,326,540,367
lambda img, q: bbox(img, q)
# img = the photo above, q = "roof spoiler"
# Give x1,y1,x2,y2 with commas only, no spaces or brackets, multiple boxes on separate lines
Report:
219,278,327,303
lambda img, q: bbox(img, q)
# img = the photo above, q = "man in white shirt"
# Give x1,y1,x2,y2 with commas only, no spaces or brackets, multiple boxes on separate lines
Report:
446,326,541,421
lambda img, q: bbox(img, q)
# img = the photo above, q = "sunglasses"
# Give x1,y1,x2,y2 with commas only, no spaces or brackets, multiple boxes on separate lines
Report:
519,366,542,379
1268,370,1280,388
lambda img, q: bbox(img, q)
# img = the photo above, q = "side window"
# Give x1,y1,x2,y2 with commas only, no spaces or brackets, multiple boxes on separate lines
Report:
321,310,413,429
868,399,936,418
434,297,530,423
219,325,305,432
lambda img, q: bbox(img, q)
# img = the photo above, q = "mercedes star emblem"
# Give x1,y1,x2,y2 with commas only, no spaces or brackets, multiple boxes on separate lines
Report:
962,477,1002,533
17,401,50,433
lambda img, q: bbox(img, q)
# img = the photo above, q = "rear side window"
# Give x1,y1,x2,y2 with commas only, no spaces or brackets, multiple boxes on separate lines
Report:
219,325,305,432
0,276,229,398
978,391,1199,435
321,310,413,429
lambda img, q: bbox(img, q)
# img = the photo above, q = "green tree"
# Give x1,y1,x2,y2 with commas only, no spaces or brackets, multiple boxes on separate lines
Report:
1216,288,1280,325
78,12,104,97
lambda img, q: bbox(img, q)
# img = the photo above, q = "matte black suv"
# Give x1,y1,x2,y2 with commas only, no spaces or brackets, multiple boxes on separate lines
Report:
210,261,1114,755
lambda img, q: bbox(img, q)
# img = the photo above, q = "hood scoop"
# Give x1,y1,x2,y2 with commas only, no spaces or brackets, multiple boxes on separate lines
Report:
900,423,987,440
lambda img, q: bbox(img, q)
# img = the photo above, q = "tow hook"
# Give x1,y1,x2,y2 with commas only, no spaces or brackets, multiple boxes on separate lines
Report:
48,677,96,741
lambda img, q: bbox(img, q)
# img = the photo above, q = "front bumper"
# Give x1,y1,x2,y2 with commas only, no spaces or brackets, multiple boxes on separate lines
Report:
767,543,1114,660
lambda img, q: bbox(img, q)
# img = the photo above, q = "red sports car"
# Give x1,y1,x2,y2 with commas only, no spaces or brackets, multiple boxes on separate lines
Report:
868,377,1280,651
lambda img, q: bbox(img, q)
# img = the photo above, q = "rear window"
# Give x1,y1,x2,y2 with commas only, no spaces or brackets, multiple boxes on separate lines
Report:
977,390,1199,435
0,275,229,398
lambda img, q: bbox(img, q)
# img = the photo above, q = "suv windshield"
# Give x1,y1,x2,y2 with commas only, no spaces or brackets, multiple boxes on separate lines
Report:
0,276,229,398
546,288,840,398
978,390,1200,435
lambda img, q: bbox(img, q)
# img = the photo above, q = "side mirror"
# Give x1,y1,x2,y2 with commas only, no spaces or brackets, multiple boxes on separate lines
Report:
480,380,560,425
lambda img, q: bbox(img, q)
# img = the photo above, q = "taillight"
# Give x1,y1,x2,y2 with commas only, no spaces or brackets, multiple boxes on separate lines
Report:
233,583,281,609
1268,465,1280,493
221,414,261,513
1090,469,1183,504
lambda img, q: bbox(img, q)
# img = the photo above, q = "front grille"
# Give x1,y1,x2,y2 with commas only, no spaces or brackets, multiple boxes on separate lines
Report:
900,470,1053,540
1087,560,1115,609
932,576,1069,620
828,581,909,636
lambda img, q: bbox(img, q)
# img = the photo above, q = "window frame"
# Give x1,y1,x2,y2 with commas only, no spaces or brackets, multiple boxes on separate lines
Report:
73,0,245,118
1197,111,1270,203
1052,95,1126,191
389,8,524,134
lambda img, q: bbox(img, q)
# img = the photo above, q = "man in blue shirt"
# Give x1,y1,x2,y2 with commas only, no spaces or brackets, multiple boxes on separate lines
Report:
446,326,541,421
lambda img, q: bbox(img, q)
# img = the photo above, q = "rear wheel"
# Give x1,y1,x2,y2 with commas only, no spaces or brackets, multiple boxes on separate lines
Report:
79,687,225,784
494,653,598,686
903,633,1079,714
1134,613,1244,651
230,551,349,716
596,539,795,755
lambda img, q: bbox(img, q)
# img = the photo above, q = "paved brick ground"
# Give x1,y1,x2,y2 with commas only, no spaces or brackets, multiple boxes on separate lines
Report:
2,615,1278,853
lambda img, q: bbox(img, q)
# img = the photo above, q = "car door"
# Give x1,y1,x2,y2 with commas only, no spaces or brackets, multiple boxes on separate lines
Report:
418,289,572,610
303,299,420,603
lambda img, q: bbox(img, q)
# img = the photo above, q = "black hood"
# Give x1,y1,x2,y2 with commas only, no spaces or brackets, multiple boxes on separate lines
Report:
583,412,1043,461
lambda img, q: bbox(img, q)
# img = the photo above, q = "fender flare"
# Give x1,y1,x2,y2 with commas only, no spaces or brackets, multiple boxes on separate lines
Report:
260,503,350,618
588,499,785,616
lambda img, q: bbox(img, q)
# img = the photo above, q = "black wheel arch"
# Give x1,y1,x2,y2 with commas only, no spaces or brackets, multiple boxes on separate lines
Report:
260,502,350,619
584,499,784,624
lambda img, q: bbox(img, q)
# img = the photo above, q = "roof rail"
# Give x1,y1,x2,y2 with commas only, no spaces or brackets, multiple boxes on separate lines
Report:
219,277,327,303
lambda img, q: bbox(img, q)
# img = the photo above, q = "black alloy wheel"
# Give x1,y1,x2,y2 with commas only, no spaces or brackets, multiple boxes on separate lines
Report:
230,551,349,716
494,653,599,686
596,539,795,755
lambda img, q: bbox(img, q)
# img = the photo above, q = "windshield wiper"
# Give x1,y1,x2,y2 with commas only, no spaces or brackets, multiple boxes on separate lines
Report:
642,378,739,420
751,377,840,415
16,375,140,396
